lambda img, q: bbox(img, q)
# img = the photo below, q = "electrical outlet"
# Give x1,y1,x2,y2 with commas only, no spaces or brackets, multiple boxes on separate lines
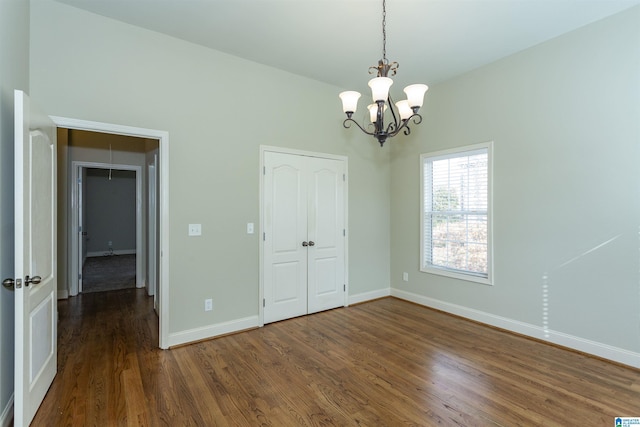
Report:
108,240,112,247
402,272,409,282
204,298,213,311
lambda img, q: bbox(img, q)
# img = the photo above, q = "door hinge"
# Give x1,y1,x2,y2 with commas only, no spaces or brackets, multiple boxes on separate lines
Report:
343,284,346,292
343,173,346,182
263,298,265,307
263,232,266,241
79,226,82,233
263,166,266,175
78,273,82,280
343,229,346,237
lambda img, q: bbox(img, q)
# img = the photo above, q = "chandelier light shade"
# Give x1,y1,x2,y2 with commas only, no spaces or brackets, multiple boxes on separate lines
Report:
368,77,393,102
339,0,429,147
339,91,361,116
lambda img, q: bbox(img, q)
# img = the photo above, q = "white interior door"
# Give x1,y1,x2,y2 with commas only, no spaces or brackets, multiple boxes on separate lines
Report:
263,152,308,323
263,151,346,324
14,90,57,426
306,157,345,314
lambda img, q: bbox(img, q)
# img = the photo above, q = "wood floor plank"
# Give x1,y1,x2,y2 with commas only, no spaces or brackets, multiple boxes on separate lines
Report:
31,289,640,426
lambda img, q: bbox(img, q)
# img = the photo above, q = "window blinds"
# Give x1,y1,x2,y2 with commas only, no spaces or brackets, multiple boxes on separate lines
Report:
423,148,489,277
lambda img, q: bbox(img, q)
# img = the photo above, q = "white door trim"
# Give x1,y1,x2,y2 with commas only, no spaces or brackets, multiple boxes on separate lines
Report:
147,157,158,302
70,162,143,294
259,145,349,327
51,116,170,349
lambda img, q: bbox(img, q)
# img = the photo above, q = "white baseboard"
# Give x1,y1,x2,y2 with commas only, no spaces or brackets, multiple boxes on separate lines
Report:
86,249,136,258
391,288,640,369
348,288,391,306
58,289,69,300
167,315,260,348
1,394,13,427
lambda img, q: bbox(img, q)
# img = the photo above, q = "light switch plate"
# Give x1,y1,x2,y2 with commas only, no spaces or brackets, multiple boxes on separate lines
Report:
188,224,202,236
247,223,254,234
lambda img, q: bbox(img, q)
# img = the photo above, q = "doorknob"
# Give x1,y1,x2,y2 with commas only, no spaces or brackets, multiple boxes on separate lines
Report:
308,241,315,246
2,278,14,290
25,275,42,287
302,241,309,247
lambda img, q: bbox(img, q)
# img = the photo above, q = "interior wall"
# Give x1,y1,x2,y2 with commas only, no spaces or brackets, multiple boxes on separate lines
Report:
85,169,137,255
390,6,640,364
30,0,390,339
0,0,29,422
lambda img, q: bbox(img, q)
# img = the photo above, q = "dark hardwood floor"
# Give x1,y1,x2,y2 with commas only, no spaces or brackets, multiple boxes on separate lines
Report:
33,289,640,426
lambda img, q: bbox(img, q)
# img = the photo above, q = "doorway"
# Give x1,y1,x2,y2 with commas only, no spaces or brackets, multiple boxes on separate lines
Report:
76,166,140,294
52,116,170,349
260,146,349,325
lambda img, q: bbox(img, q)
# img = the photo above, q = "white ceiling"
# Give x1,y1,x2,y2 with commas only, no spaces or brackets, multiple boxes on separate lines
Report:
55,0,640,94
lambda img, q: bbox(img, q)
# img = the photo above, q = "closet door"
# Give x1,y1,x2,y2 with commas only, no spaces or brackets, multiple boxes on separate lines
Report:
263,152,308,324
263,151,346,324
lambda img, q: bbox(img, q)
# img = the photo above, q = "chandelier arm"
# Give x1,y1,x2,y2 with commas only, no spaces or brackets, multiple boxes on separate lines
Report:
342,118,376,136
387,94,400,131
388,113,423,138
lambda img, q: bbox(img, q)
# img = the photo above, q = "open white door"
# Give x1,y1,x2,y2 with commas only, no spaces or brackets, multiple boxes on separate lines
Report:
14,90,57,426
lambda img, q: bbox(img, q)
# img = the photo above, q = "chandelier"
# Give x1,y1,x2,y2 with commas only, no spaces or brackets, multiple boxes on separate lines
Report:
339,0,428,147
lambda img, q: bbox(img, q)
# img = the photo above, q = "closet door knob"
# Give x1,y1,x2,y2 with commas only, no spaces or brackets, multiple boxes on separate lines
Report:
25,275,42,287
308,241,315,246
302,241,309,247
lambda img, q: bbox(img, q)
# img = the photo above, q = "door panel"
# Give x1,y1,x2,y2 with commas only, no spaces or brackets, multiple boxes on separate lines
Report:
14,90,57,427
264,153,308,323
307,158,345,314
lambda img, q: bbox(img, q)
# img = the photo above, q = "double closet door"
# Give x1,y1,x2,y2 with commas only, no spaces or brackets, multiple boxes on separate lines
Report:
263,151,346,324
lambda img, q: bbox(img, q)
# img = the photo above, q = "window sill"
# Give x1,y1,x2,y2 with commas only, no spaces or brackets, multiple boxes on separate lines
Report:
421,266,492,286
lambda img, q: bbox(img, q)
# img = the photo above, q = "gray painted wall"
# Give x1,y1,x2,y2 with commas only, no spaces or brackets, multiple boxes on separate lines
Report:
85,169,137,255
30,0,390,337
0,0,29,422
390,7,640,358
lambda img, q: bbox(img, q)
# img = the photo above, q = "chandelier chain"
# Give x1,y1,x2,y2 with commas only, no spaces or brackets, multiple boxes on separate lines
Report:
382,0,387,61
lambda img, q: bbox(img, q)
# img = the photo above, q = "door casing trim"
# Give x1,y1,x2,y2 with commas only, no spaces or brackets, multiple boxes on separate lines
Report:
51,116,170,349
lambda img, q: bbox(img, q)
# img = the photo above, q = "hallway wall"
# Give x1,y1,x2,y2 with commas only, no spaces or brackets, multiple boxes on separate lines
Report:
85,169,137,255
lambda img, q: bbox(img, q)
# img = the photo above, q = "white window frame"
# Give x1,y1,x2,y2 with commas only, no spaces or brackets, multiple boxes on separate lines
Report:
420,141,493,285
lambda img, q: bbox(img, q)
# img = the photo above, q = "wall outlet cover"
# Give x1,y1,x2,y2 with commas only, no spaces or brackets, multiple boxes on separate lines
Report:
188,224,202,236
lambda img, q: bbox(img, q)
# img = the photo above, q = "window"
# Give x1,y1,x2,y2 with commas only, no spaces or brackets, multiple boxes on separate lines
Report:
421,142,492,284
